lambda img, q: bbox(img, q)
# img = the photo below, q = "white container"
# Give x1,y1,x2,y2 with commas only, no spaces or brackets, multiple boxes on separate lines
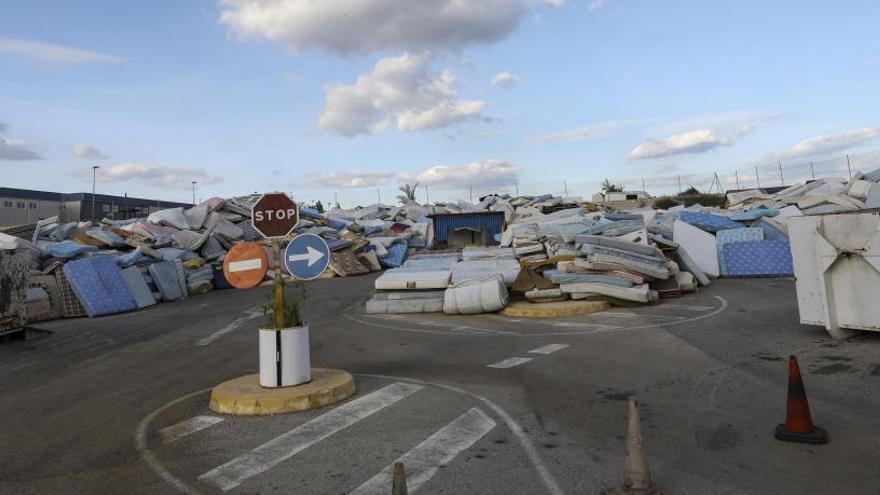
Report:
259,325,311,387
788,211,880,339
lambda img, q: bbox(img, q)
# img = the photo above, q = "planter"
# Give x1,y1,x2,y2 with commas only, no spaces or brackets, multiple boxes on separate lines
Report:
259,324,311,387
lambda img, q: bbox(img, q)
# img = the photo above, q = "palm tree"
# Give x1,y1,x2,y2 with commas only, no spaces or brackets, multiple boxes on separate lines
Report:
397,182,419,204
601,178,624,193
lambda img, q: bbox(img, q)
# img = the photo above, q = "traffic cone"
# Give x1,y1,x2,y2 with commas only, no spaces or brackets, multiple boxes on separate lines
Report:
609,399,659,494
774,355,828,444
392,462,407,495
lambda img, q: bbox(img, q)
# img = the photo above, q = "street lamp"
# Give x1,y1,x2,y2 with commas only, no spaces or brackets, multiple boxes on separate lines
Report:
192,180,198,206
91,165,100,221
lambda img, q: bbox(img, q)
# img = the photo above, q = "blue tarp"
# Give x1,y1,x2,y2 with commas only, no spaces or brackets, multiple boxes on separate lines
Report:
63,256,137,317
723,240,793,277
680,211,745,233
379,242,408,268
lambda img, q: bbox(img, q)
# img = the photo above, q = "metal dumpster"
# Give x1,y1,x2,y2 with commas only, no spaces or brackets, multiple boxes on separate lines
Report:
788,209,880,338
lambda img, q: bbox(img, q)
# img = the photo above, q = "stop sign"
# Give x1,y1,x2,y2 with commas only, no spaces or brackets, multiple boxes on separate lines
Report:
251,193,299,238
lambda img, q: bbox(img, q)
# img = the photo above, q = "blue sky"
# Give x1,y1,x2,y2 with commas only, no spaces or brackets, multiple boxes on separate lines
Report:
1,0,878,206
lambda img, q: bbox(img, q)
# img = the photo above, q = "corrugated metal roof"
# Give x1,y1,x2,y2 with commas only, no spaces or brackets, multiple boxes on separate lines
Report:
429,211,505,245
0,187,62,202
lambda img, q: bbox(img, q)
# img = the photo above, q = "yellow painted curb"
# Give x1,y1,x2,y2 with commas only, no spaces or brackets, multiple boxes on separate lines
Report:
209,368,356,415
500,300,610,318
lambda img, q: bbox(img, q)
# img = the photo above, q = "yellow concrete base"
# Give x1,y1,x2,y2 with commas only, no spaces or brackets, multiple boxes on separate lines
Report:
208,368,355,415
500,300,610,318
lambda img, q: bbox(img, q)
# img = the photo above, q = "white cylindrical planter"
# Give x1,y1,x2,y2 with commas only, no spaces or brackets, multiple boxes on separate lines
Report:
259,325,311,387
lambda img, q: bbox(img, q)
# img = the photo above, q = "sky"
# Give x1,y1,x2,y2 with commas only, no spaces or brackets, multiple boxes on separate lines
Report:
1,0,879,207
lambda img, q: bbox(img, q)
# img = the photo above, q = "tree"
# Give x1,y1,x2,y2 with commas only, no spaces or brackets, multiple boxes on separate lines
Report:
601,179,624,193
313,199,324,213
681,186,700,196
397,182,419,204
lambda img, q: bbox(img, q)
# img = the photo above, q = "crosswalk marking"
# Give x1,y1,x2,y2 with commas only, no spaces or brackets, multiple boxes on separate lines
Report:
486,357,533,369
350,407,496,494
528,343,570,355
198,382,423,491
159,415,225,444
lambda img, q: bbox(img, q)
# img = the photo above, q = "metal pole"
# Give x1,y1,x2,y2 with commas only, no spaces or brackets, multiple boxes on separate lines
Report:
677,175,682,195
124,193,128,219
469,184,473,204
846,155,852,181
376,189,380,204
641,177,646,192
515,183,519,196
192,181,197,205
334,192,338,208
563,180,568,198
755,166,760,188
91,165,99,221
425,185,429,204
735,170,740,189
810,161,815,180
273,239,285,329
778,161,783,186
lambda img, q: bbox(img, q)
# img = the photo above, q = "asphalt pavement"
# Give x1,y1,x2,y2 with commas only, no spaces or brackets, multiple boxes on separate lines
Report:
1,274,878,494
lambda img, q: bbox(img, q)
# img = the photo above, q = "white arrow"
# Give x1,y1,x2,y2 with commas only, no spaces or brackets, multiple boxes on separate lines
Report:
288,246,326,267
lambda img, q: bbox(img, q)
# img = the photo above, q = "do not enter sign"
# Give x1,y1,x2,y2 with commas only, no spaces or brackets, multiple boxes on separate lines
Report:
252,193,299,238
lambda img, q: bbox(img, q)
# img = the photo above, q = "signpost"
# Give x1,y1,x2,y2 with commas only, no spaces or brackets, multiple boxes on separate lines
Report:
284,234,330,281
251,193,300,330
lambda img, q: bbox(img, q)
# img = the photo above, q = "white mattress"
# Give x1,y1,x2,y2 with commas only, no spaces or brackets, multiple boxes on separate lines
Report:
451,259,520,286
673,219,720,277
374,269,452,290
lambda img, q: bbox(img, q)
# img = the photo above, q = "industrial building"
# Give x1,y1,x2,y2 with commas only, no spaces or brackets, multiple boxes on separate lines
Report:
0,187,190,227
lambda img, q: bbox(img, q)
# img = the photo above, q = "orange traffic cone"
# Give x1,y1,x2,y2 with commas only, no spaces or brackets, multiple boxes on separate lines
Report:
607,399,659,494
774,356,828,444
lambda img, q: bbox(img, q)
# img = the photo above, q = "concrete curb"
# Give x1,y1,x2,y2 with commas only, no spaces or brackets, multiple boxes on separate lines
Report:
500,300,610,318
208,368,356,415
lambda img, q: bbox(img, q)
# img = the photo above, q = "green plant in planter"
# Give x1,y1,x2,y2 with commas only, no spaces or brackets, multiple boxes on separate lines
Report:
262,277,307,329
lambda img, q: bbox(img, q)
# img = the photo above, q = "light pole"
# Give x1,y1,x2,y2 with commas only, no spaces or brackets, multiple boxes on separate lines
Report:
91,165,100,221
192,181,198,205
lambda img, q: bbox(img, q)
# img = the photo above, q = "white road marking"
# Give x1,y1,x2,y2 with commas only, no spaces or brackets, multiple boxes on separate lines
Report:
600,312,685,320
551,321,621,329
658,304,714,311
195,312,262,346
198,382,423,492
159,415,224,445
528,343,570,355
350,408,496,495
486,357,533,369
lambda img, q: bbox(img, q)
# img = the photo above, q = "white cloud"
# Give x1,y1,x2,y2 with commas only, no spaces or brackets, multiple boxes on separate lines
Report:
529,119,644,143
75,163,223,190
867,58,878,65
319,53,486,136
491,71,520,88
72,142,109,160
539,0,565,6
587,0,605,11
404,158,520,189
0,124,43,161
768,127,880,161
304,170,397,189
0,38,124,64
218,0,527,56
628,124,757,160
283,72,303,83
473,130,501,139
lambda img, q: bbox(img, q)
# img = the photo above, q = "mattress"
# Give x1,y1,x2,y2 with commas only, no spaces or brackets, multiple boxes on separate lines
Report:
365,292,445,314
121,266,157,309
374,269,452,290
443,275,509,315
723,240,794,277
730,208,779,221
680,211,744,233
450,259,521,286
542,269,634,287
379,243,408,268
55,269,88,318
63,257,137,317
560,282,656,303
402,255,461,270
28,275,63,320
148,261,187,301
716,228,764,276
329,248,370,277
673,219,719,278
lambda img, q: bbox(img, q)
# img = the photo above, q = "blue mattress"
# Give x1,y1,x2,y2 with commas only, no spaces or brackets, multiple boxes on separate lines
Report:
379,242,408,268
148,261,187,301
680,211,744,233
716,228,764,276
723,240,793,277
750,218,789,241
63,256,137,317
729,209,779,221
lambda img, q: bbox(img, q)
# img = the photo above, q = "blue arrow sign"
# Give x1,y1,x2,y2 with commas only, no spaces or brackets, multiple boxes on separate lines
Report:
284,234,330,280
